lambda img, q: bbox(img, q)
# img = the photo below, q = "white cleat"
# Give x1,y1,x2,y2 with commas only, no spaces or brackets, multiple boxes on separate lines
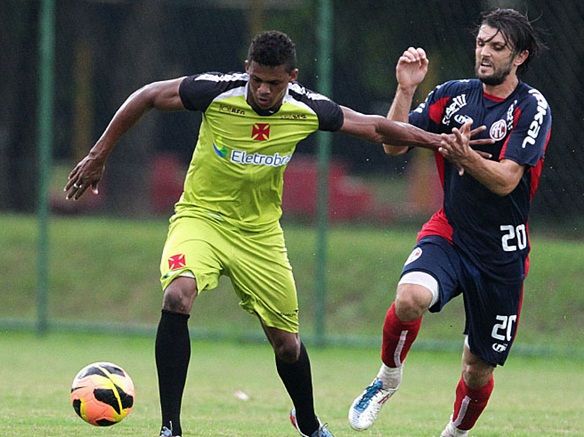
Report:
348,377,398,431
159,426,181,437
440,421,469,437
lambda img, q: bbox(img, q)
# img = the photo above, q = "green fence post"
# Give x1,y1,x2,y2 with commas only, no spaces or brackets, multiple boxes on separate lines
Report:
314,0,333,347
36,0,56,335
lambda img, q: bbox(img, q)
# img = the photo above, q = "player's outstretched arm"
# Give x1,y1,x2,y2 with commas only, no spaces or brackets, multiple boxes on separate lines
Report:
339,106,444,150
64,77,186,200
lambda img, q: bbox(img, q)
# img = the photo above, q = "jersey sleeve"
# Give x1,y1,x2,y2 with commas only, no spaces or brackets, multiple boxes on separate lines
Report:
500,89,551,166
288,82,344,131
179,72,247,112
313,98,344,131
408,82,452,131
179,74,213,111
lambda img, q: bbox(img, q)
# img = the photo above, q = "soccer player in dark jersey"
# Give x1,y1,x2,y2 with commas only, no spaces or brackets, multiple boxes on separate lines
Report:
64,31,488,437
349,9,552,436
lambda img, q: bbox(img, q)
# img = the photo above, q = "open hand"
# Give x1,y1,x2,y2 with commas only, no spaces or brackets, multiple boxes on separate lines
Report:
64,154,105,200
440,121,491,175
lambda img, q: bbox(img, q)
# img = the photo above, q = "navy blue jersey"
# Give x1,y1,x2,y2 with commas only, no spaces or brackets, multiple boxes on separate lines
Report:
409,79,552,282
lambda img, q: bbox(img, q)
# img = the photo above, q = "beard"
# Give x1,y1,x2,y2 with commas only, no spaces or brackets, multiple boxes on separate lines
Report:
475,60,513,86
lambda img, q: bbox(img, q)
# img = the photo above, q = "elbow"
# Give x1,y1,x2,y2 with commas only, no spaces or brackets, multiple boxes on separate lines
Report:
136,80,174,109
125,84,156,110
370,119,387,144
383,144,409,156
494,188,513,197
138,83,159,108
492,182,516,197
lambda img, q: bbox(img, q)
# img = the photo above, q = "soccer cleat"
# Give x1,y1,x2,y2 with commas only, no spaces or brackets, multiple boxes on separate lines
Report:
289,408,335,437
440,420,469,437
159,425,181,437
348,377,398,431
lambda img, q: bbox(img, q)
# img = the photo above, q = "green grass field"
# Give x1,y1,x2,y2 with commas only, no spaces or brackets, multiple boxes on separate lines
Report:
1,331,583,436
1,214,583,353
1,214,584,435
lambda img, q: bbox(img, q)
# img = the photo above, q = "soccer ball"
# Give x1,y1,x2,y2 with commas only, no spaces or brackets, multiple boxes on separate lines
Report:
70,361,135,426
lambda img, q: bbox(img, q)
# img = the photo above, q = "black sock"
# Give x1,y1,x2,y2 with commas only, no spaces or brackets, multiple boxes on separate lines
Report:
155,310,190,436
276,342,319,434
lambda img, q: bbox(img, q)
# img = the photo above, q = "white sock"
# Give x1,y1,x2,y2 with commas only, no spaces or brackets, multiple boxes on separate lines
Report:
376,363,403,390
443,421,469,436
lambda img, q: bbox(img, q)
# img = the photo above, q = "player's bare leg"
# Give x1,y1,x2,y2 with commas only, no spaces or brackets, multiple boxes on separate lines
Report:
441,344,495,436
156,276,198,437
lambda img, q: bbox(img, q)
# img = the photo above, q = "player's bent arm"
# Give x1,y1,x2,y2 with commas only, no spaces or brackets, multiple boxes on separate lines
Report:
382,86,417,156
461,156,525,196
339,106,442,150
64,77,186,199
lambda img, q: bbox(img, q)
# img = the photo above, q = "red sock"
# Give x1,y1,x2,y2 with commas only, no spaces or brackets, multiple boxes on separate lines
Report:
452,375,495,431
381,303,422,367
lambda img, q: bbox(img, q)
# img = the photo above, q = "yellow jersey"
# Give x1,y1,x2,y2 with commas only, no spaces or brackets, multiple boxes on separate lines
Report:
173,72,344,231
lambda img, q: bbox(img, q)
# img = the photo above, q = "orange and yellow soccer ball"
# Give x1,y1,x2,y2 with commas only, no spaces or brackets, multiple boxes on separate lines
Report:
70,362,135,426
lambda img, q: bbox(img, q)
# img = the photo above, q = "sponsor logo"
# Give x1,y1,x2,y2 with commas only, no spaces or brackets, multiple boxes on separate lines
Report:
489,119,508,141
213,143,228,158
280,113,307,120
442,94,467,125
492,343,508,353
213,141,292,167
230,150,291,167
522,89,548,148
506,101,517,124
252,123,270,141
404,247,423,265
219,103,245,115
413,102,426,114
454,114,473,125
168,254,186,270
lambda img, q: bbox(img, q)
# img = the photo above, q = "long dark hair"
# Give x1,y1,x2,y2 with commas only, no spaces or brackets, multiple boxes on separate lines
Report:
477,8,546,75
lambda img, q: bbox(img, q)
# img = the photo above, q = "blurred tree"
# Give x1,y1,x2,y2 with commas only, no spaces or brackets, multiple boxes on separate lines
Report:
528,0,584,219
98,1,169,215
0,2,39,211
1,0,582,225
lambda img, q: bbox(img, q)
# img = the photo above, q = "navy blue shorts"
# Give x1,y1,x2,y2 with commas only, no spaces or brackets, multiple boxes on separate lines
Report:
401,236,524,366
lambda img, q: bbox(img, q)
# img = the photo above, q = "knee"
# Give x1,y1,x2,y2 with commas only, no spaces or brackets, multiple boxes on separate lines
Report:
274,337,301,364
162,277,197,314
395,284,432,321
462,360,494,389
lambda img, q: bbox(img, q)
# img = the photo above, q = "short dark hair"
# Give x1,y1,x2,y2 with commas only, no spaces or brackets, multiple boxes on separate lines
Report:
477,8,546,75
247,30,297,72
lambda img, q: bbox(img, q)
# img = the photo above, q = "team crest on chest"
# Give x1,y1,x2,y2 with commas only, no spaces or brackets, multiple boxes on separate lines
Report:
252,123,270,141
489,119,507,141
404,247,423,266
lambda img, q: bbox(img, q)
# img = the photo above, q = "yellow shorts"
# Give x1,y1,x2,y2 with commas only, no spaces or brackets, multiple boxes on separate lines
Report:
160,214,299,333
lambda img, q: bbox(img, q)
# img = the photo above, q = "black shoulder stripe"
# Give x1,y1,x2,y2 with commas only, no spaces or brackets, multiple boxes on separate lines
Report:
179,72,248,112
288,82,343,131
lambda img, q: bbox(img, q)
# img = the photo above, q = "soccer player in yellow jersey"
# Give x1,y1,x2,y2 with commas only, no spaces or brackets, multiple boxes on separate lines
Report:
65,30,487,437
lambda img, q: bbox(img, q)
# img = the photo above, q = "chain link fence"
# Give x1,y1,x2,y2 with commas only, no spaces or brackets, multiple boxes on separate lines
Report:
2,0,583,229
1,0,583,350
